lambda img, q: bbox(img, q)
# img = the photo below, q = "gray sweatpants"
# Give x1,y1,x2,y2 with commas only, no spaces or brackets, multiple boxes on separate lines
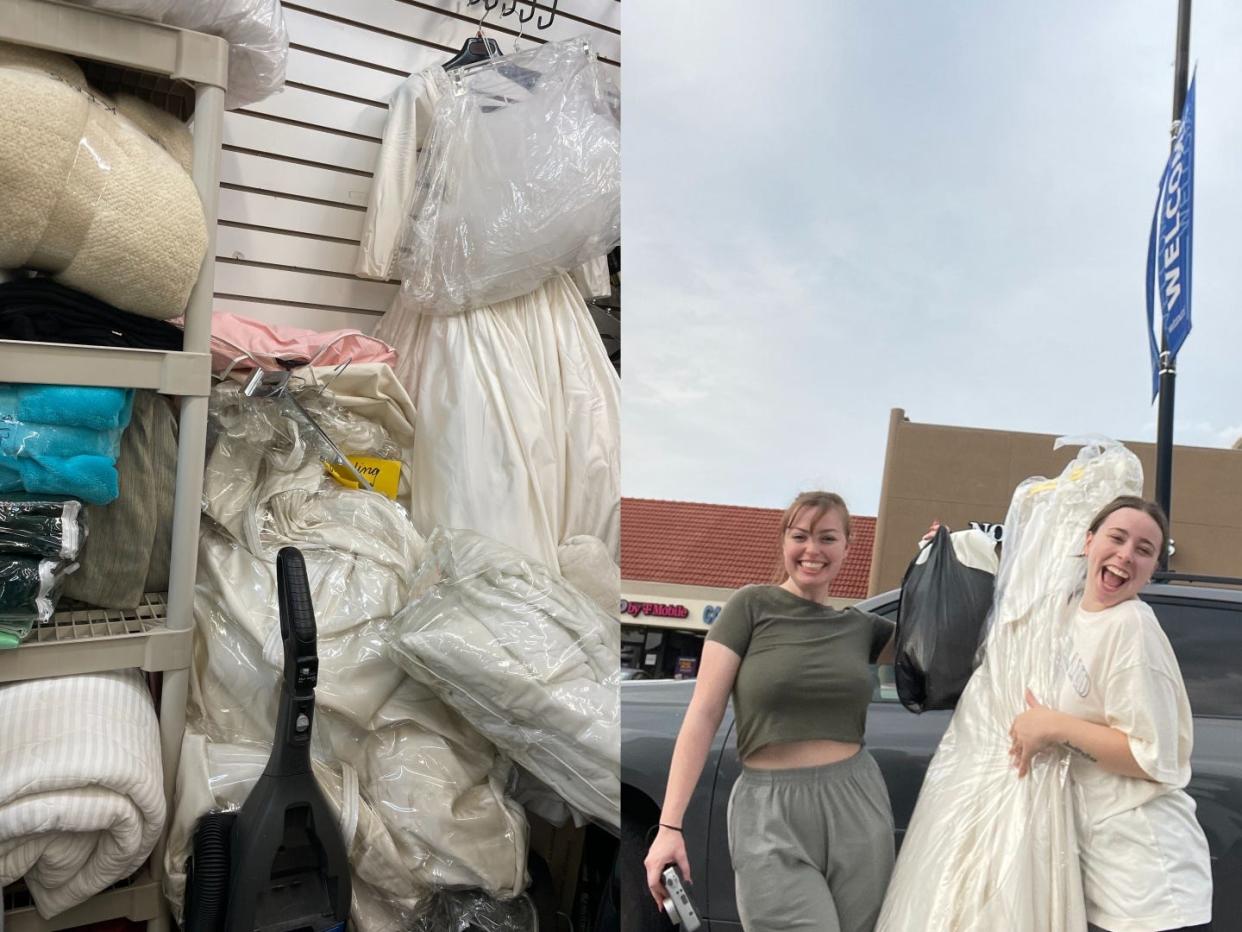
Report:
727,750,895,932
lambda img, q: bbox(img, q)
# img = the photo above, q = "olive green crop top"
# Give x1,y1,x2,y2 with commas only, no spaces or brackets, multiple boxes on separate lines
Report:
705,585,895,760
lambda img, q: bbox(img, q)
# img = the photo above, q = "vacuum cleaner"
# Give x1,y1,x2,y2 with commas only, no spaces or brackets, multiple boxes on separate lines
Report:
184,546,352,932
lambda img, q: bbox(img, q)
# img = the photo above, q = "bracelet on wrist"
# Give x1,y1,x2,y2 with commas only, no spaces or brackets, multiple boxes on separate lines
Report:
659,822,683,833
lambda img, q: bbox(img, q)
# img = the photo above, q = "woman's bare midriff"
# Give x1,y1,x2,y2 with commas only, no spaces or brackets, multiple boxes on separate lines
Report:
743,738,861,770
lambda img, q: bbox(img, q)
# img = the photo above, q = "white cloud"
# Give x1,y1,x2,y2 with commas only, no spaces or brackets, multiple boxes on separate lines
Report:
623,0,1242,514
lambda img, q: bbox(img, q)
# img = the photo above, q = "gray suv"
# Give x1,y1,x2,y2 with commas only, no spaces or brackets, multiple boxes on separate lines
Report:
620,578,1242,931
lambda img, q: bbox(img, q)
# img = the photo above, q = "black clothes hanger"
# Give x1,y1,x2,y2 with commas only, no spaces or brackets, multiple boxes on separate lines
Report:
445,4,536,89
443,34,503,71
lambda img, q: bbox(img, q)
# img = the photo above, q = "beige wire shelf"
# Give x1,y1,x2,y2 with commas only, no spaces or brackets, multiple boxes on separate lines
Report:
0,594,192,683
3,868,160,932
0,2,225,929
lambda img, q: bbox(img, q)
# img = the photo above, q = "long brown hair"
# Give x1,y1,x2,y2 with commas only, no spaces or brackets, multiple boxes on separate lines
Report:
1087,495,1170,559
770,491,851,584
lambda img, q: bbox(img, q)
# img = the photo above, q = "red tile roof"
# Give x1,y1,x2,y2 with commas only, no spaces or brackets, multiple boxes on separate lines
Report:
621,498,875,599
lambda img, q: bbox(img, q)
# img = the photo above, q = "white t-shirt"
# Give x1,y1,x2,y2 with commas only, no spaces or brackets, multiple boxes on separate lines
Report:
1054,598,1212,931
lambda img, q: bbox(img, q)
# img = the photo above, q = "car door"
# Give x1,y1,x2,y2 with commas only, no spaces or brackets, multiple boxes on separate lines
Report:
1141,592,1242,930
858,597,954,849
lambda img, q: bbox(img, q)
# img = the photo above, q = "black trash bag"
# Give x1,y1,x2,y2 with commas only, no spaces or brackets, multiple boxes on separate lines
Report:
894,525,995,712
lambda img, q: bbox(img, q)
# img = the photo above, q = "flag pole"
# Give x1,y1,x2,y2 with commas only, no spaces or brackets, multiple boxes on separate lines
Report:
1154,0,1192,567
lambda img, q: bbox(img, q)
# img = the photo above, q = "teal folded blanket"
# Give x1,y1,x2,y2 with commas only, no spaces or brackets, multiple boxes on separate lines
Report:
0,420,122,459
0,455,118,504
0,384,134,431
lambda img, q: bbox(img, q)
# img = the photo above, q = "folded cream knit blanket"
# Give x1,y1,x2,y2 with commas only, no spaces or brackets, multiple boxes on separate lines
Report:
0,42,206,319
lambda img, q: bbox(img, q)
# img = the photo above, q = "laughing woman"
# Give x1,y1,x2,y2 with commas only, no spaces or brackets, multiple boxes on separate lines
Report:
644,491,897,932
1008,496,1212,932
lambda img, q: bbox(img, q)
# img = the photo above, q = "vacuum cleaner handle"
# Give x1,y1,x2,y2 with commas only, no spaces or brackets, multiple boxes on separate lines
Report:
269,546,318,777
221,545,351,932
278,546,318,649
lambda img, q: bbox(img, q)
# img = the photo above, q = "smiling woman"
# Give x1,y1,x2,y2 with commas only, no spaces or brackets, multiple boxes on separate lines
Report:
642,489,901,932
774,491,851,598
1080,496,1169,610
1007,495,1212,932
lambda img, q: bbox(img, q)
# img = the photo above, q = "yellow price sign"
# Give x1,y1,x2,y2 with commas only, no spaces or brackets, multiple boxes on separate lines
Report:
325,455,401,500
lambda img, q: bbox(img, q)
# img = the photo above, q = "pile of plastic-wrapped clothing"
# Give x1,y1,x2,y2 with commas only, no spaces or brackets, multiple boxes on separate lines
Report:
166,365,619,931
877,440,1144,932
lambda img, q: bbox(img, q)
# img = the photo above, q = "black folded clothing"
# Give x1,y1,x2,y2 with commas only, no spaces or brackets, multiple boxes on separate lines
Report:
0,278,183,350
0,497,86,560
0,554,65,619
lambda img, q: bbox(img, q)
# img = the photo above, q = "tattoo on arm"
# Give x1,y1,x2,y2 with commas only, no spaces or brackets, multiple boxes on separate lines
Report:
1063,741,1098,763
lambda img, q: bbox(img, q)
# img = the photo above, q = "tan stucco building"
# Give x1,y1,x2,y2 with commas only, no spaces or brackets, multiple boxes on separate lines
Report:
869,409,1242,594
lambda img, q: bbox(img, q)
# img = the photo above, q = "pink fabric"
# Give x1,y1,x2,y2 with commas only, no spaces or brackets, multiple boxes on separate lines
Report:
175,312,399,374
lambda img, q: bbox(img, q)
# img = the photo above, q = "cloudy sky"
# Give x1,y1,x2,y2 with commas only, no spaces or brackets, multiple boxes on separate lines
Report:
621,1,1242,516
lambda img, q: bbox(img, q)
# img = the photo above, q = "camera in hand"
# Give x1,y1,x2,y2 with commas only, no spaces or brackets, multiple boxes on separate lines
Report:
661,864,702,931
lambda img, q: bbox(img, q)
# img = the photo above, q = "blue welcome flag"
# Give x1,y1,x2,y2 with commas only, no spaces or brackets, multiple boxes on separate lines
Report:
1146,71,1196,400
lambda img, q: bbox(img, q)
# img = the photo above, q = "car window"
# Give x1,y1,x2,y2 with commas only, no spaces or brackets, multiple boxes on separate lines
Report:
870,592,1242,715
868,600,900,703
1143,597,1242,719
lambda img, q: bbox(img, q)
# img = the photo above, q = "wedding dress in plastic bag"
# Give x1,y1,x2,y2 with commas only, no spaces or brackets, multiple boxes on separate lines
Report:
397,38,620,314
385,527,621,829
877,440,1143,932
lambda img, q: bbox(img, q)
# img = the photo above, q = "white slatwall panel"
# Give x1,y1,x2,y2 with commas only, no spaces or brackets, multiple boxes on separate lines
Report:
220,152,370,208
218,188,366,240
285,48,407,104
213,297,383,333
213,0,619,335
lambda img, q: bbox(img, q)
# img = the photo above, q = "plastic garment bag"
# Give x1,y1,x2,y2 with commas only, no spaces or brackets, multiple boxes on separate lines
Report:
65,0,288,109
895,527,998,712
397,37,620,314
877,440,1143,932
385,527,621,829
409,890,536,932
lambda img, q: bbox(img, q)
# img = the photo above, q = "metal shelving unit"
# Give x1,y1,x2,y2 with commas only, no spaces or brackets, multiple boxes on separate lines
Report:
0,2,227,928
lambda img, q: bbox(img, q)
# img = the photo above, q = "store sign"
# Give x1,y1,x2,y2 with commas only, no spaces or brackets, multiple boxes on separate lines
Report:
703,604,722,626
619,599,690,620
675,657,699,679
970,521,1004,543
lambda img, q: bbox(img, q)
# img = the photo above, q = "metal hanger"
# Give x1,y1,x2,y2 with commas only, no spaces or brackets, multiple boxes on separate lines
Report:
242,368,373,492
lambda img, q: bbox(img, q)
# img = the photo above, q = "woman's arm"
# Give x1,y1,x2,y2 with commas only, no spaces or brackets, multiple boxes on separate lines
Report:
876,631,897,665
1009,689,1153,781
643,640,741,902
658,641,740,824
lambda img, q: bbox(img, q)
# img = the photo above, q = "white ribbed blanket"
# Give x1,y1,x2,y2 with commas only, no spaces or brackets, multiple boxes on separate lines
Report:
0,671,165,918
